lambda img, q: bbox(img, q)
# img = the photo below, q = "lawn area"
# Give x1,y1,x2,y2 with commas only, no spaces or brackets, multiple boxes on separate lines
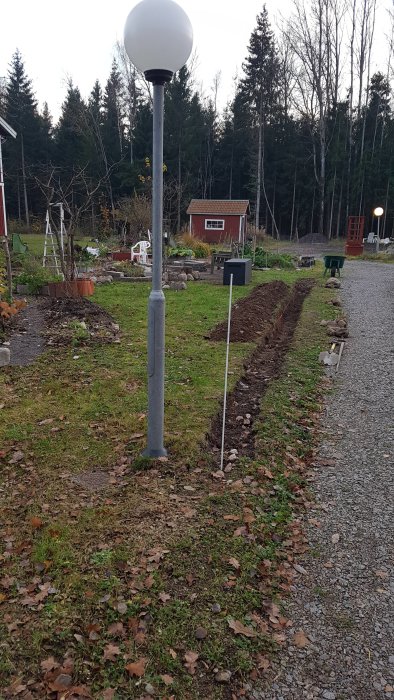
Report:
0,268,338,699
10,233,92,257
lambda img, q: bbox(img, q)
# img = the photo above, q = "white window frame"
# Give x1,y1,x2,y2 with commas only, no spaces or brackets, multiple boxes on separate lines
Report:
205,219,225,230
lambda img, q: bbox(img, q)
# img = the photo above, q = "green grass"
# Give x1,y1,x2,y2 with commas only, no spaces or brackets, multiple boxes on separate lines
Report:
0,267,337,698
10,233,92,257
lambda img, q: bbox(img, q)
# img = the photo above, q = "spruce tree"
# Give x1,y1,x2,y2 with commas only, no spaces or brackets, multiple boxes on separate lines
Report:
240,6,280,232
5,50,42,223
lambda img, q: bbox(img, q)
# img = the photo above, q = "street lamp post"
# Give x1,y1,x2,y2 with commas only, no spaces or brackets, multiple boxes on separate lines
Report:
373,206,384,253
124,0,193,457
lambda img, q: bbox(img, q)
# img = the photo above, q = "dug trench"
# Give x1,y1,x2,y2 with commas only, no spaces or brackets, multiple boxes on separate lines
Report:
207,279,315,461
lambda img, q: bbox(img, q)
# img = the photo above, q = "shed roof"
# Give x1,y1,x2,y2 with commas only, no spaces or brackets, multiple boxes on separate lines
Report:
187,199,249,216
0,116,17,139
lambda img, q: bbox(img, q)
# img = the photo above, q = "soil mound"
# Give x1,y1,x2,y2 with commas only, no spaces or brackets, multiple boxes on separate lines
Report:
41,297,120,346
207,279,314,459
208,281,290,343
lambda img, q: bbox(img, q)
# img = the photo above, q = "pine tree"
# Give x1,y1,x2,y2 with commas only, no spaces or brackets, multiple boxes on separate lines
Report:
4,50,42,223
240,6,280,232
55,81,89,174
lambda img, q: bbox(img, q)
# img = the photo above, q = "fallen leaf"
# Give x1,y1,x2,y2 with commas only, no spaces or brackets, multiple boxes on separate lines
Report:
107,622,125,637
331,533,340,544
9,450,24,464
129,432,144,441
223,514,240,522
103,643,121,662
161,674,174,686
169,648,177,659
40,656,59,672
102,690,116,700
30,516,43,529
293,630,310,648
184,650,199,674
256,654,270,671
228,618,256,638
125,658,147,677
228,557,240,570
0,593,6,604
158,592,171,604
144,575,155,589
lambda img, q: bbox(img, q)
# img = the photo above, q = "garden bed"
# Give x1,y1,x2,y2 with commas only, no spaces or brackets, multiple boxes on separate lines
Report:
208,279,314,458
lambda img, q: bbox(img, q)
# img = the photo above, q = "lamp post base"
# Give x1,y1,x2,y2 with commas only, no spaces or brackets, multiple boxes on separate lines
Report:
142,447,168,458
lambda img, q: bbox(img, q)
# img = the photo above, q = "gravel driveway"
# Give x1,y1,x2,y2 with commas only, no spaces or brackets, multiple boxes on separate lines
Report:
252,261,394,700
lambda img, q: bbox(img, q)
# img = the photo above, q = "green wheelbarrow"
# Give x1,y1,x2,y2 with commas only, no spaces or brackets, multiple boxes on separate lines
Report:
323,254,346,277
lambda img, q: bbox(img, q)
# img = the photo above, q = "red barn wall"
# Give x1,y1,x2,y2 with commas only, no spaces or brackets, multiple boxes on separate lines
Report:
191,214,241,243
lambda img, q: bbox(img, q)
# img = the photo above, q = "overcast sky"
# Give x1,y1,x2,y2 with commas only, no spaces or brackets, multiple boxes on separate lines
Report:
0,0,392,121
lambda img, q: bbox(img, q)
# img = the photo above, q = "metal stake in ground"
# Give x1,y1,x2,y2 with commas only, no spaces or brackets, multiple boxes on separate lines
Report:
220,273,234,471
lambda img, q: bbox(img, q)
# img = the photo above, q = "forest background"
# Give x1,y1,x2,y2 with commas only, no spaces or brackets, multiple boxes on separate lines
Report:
1,0,394,242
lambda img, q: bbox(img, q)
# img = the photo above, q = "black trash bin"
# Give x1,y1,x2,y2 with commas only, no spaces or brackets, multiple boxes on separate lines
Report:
223,258,252,286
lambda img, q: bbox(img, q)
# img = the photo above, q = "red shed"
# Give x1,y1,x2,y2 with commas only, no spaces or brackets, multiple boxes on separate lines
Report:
187,199,249,244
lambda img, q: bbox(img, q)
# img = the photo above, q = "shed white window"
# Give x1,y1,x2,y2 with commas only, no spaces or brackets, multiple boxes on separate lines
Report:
205,219,224,230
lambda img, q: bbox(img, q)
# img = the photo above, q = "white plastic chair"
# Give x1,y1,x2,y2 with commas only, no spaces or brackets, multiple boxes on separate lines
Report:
131,240,151,264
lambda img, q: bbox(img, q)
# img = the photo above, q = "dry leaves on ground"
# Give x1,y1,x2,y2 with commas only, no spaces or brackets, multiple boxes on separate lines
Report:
125,658,147,677
184,650,199,674
228,618,257,638
293,630,310,648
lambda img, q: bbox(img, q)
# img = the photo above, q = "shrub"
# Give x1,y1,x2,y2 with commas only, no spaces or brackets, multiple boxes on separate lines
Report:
244,245,295,269
180,234,211,259
15,269,62,295
168,247,194,258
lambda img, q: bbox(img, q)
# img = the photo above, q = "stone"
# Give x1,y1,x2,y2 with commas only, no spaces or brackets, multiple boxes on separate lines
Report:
187,274,194,281
195,626,208,640
163,284,170,289
145,683,156,695
215,670,232,683
228,454,237,462
0,347,11,367
178,272,188,282
325,278,341,289
109,270,124,279
192,270,201,280
322,692,336,700
337,318,347,328
211,603,221,613
169,281,187,291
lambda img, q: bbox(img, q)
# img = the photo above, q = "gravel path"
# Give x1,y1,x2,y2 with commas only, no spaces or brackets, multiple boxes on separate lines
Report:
8,298,45,366
252,261,394,700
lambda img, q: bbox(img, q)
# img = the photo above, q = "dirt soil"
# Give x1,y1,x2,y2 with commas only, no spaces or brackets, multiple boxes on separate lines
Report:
6,296,120,365
209,281,290,342
208,279,314,458
40,297,120,347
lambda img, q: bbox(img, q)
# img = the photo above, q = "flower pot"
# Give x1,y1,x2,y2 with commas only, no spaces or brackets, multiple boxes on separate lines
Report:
77,280,94,296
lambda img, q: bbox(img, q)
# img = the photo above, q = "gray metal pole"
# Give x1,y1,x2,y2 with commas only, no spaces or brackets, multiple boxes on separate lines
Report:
143,83,167,458
376,215,380,254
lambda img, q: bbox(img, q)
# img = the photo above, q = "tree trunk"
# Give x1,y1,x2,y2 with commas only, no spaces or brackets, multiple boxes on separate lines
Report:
255,96,263,230
177,143,182,233
290,167,297,240
21,134,29,227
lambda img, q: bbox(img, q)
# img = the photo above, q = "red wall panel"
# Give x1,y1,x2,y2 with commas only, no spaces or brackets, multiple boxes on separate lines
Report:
191,214,241,243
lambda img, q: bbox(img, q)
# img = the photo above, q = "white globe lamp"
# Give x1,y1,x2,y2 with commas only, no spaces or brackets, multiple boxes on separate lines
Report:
124,0,193,84
123,0,193,458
